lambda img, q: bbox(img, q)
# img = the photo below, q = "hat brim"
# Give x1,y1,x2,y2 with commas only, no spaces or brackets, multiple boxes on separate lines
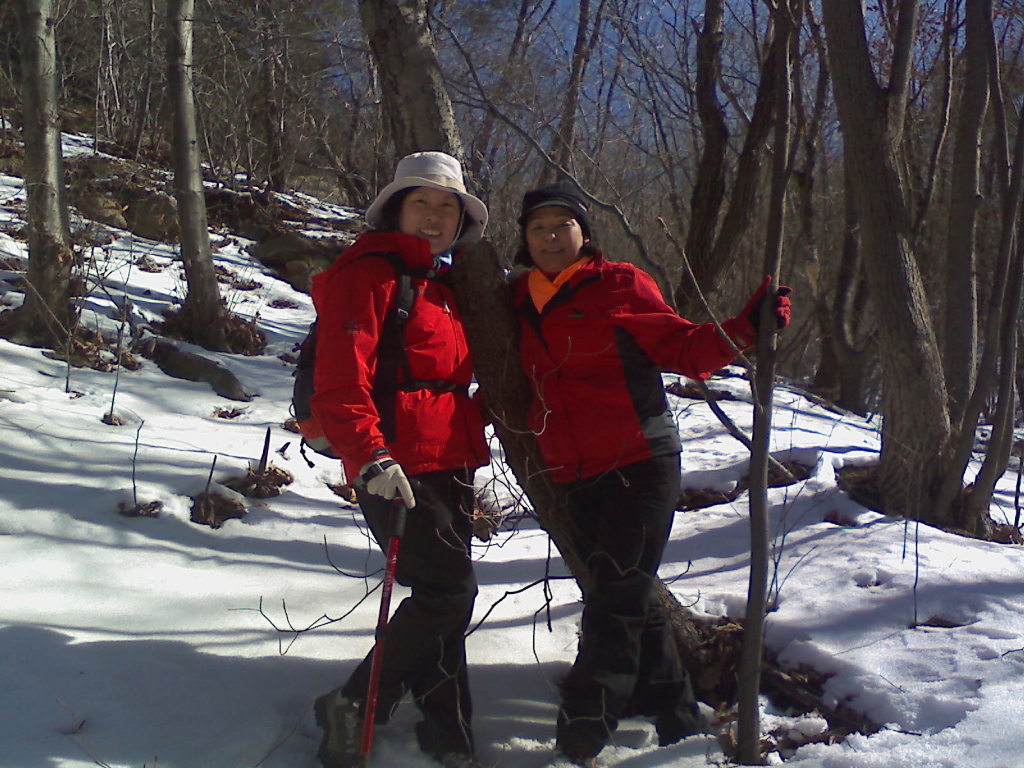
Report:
518,197,587,226
365,177,489,242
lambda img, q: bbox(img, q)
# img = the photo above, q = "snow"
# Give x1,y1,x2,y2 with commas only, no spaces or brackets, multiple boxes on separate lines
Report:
3,137,1024,768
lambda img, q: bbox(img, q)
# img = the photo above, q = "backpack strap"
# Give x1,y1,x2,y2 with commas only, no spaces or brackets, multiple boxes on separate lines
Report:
371,253,421,442
292,320,328,466
369,252,467,442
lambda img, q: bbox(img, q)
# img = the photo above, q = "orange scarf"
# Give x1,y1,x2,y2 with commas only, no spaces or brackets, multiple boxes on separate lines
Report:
528,257,590,312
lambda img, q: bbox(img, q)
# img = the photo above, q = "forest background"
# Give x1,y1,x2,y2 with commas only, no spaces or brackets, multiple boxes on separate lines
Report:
4,0,1019,531
2,1,1024,763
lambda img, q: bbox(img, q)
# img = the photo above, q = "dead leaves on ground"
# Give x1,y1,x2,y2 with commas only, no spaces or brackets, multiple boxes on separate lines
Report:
224,462,294,499
189,490,246,528
678,460,812,511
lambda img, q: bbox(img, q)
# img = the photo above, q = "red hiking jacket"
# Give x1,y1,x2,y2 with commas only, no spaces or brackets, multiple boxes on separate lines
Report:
310,231,488,482
514,253,748,483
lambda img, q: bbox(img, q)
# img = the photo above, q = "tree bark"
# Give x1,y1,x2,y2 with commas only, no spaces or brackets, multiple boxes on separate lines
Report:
736,2,797,761
675,3,778,320
537,0,607,185
258,0,289,192
943,0,991,424
675,0,727,316
821,0,954,522
0,0,76,348
829,163,875,416
166,0,230,352
935,85,1024,532
359,0,464,161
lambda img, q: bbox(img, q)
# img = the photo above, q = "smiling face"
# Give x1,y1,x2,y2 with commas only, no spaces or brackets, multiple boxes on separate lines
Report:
524,206,587,273
397,186,463,255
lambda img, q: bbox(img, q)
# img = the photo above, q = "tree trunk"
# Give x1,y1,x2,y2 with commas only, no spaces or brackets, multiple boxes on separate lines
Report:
462,0,534,199
825,163,875,416
258,0,288,192
130,0,159,161
359,0,464,161
675,0,726,316
675,3,778,320
821,0,954,522
943,0,991,424
935,85,1024,533
736,3,796,761
166,0,230,352
0,0,75,348
537,0,606,185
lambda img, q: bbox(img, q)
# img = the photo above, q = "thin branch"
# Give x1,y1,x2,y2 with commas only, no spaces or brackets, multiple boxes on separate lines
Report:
434,14,673,289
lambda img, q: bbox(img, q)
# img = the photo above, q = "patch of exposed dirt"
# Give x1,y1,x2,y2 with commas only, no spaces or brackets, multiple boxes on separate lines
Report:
687,619,881,763
224,463,294,499
190,490,246,528
679,460,813,511
666,379,741,401
118,500,163,518
158,307,267,357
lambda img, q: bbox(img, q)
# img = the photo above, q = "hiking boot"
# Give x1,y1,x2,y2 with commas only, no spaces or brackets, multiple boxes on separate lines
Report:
313,690,362,768
554,709,604,768
431,752,485,768
548,751,598,768
416,719,477,766
655,703,712,746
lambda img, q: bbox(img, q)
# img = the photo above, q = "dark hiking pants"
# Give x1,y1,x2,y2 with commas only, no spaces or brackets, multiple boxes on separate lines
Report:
555,454,701,759
342,468,477,757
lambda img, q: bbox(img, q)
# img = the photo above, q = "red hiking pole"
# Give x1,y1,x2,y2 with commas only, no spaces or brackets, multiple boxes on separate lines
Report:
360,498,407,763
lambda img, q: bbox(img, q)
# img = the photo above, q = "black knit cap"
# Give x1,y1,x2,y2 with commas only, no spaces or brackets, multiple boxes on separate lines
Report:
517,181,591,240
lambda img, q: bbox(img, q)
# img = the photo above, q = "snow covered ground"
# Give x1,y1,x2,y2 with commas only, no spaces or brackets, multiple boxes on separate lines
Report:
2,135,1024,768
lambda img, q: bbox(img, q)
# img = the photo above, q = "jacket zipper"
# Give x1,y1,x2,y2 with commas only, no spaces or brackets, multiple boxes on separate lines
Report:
529,276,602,480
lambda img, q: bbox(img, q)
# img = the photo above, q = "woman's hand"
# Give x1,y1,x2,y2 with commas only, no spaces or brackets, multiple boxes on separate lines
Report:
724,276,793,348
360,458,416,508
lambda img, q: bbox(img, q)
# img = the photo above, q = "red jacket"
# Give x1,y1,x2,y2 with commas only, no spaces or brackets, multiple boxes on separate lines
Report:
515,253,748,483
310,231,488,482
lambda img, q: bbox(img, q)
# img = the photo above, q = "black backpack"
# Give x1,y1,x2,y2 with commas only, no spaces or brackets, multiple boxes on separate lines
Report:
291,252,453,463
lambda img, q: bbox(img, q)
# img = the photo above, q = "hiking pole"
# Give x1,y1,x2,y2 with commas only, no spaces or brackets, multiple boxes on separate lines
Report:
360,498,407,763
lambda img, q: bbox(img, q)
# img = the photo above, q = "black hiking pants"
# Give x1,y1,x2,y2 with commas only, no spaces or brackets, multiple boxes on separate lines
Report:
555,453,702,759
341,468,478,758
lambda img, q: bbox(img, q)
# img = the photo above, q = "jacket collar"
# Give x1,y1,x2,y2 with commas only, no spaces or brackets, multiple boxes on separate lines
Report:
515,250,605,307
337,230,436,271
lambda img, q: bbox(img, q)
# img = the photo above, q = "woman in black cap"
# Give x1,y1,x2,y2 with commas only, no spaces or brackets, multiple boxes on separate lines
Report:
512,181,791,767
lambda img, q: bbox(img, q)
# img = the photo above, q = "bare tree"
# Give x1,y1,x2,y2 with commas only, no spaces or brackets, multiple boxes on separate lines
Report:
536,0,608,185
166,0,230,351
131,0,161,160
673,0,780,319
736,1,800,761
944,0,992,424
450,0,540,200
359,0,464,159
0,0,75,348
814,162,876,416
256,0,289,191
821,0,956,523
795,9,876,413
935,54,1024,529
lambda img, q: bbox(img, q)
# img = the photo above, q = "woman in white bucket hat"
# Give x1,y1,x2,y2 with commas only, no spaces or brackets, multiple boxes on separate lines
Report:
365,151,488,245
309,151,489,768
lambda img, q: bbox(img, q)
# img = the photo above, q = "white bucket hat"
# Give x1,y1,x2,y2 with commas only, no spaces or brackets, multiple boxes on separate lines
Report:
365,151,489,242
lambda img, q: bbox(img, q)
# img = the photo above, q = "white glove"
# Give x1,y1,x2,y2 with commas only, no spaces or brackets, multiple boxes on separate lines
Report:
360,459,416,508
